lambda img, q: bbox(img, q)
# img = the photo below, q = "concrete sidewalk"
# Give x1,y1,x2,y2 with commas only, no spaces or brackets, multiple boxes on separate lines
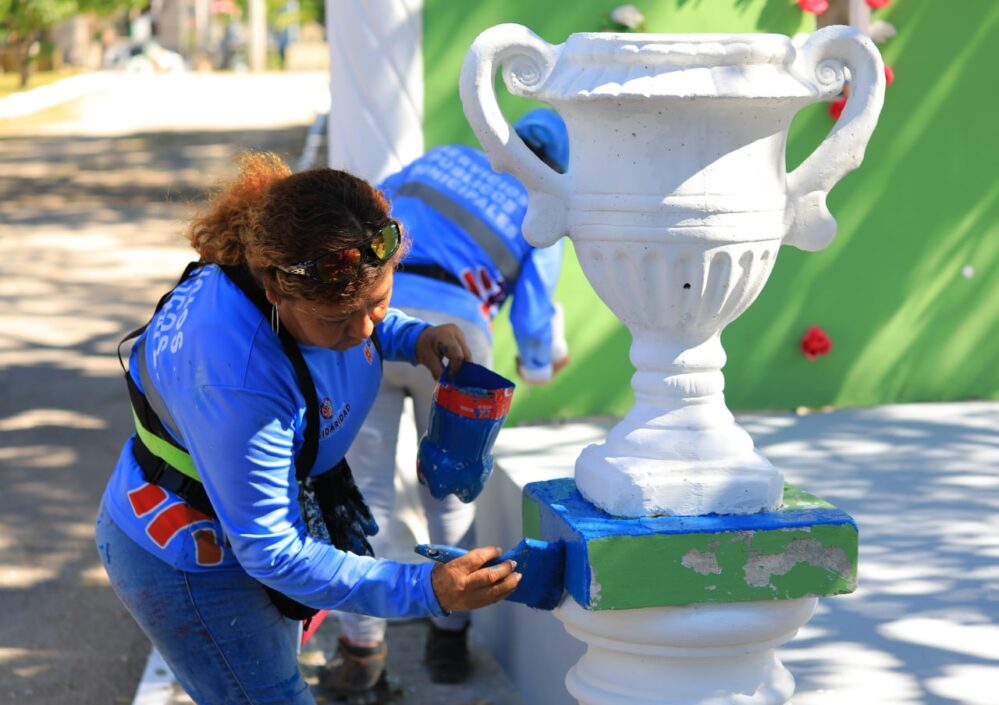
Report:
0,71,329,135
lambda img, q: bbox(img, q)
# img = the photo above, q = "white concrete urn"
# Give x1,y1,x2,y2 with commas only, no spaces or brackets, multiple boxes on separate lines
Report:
461,25,885,518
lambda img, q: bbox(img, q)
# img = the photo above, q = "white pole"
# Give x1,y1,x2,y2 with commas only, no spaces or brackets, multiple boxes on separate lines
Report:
248,0,267,72
324,0,425,183
193,0,210,57
848,0,872,34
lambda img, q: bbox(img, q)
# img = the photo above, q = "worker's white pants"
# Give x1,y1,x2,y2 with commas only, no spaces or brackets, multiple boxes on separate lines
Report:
341,308,492,643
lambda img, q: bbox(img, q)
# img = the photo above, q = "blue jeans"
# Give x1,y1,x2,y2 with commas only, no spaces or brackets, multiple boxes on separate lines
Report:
95,502,315,705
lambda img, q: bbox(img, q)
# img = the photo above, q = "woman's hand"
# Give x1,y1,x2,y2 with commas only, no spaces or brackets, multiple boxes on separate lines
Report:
415,324,472,379
430,546,522,612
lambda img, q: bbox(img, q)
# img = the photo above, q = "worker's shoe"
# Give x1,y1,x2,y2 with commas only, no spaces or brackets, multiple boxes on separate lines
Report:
424,623,471,684
317,636,389,701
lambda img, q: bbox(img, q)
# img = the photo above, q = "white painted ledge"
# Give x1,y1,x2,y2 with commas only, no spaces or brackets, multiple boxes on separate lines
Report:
0,72,113,120
474,420,613,705
131,648,180,705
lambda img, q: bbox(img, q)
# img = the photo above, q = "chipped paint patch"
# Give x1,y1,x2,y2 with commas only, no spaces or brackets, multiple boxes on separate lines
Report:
744,538,852,588
681,547,722,575
589,566,602,606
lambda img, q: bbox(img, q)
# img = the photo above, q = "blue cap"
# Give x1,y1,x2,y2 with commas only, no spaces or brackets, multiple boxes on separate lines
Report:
514,108,569,173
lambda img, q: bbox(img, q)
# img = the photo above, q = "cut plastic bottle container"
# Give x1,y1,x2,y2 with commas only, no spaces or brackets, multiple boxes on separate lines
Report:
417,362,515,503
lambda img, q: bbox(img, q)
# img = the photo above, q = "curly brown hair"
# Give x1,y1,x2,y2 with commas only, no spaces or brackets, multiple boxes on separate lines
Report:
187,152,403,305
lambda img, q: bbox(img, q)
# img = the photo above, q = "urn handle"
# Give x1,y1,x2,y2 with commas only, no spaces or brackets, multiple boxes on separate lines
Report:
460,24,569,247
785,26,886,251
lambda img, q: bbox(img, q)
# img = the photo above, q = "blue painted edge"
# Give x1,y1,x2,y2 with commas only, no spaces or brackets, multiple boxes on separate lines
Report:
524,478,856,538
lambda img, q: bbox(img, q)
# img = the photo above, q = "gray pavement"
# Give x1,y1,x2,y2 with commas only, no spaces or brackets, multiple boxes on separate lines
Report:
744,403,999,705
0,76,316,705
144,617,522,705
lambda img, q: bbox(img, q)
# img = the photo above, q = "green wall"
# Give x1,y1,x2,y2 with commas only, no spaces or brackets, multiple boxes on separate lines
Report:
423,0,998,423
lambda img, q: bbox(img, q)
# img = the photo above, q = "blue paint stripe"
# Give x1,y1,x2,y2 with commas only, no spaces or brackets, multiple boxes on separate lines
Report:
534,495,593,608
525,479,857,542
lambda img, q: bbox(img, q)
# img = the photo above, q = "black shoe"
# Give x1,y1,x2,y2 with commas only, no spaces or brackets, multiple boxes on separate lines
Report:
318,636,389,702
424,623,471,684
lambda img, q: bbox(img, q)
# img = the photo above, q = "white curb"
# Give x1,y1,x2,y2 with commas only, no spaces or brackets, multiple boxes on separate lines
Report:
131,648,177,705
0,72,112,120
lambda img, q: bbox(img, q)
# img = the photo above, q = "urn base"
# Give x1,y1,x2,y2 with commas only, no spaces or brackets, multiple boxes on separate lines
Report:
575,446,784,518
556,597,816,705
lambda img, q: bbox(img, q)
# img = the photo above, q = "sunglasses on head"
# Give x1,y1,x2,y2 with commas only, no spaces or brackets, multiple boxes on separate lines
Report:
274,219,402,284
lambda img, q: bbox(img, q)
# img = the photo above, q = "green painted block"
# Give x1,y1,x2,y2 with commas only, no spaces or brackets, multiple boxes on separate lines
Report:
523,479,858,610
522,492,542,541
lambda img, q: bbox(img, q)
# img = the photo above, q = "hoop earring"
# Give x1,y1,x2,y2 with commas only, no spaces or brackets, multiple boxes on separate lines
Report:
270,303,280,335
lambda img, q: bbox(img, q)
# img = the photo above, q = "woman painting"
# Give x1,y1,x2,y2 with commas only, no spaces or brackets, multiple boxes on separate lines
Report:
95,153,520,704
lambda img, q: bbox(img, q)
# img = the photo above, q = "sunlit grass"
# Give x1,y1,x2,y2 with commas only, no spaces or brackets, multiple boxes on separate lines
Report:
0,68,86,98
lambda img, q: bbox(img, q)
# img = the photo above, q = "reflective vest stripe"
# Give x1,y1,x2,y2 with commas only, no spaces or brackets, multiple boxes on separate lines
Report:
131,408,201,481
135,336,183,441
395,181,521,282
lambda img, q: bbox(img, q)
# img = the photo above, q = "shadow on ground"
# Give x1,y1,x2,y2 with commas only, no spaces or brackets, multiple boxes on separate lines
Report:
0,124,306,705
741,405,999,705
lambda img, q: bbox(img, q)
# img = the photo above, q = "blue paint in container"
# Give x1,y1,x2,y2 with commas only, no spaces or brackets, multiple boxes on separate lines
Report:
417,362,515,503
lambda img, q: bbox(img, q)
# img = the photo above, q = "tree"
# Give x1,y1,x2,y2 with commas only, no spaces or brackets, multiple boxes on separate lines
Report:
0,0,143,88
231,0,324,31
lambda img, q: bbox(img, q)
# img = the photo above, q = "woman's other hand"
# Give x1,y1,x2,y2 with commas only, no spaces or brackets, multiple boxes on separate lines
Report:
430,546,521,612
415,324,471,379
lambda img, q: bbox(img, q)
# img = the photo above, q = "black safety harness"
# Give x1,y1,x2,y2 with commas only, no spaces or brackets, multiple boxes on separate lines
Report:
118,262,382,620
396,262,464,289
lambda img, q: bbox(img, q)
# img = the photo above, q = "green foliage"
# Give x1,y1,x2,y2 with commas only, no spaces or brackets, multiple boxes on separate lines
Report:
0,0,143,41
231,0,325,28
0,1,73,41
0,0,142,86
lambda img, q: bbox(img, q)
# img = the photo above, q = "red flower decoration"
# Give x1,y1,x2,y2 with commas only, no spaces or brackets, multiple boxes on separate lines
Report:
866,0,891,8
800,326,832,360
884,64,895,85
828,96,847,120
798,0,829,14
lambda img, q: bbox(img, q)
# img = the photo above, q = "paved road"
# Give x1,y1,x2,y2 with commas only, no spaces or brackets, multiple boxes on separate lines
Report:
0,74,316,705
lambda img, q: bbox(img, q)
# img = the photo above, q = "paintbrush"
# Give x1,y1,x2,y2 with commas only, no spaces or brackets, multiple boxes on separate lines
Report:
415,537,565,610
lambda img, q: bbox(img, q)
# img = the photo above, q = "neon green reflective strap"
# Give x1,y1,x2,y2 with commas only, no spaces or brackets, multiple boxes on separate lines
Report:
131,409,202,482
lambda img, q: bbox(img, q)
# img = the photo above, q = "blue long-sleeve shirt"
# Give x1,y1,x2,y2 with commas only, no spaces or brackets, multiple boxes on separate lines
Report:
102,264,444,617
381,145,562,374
